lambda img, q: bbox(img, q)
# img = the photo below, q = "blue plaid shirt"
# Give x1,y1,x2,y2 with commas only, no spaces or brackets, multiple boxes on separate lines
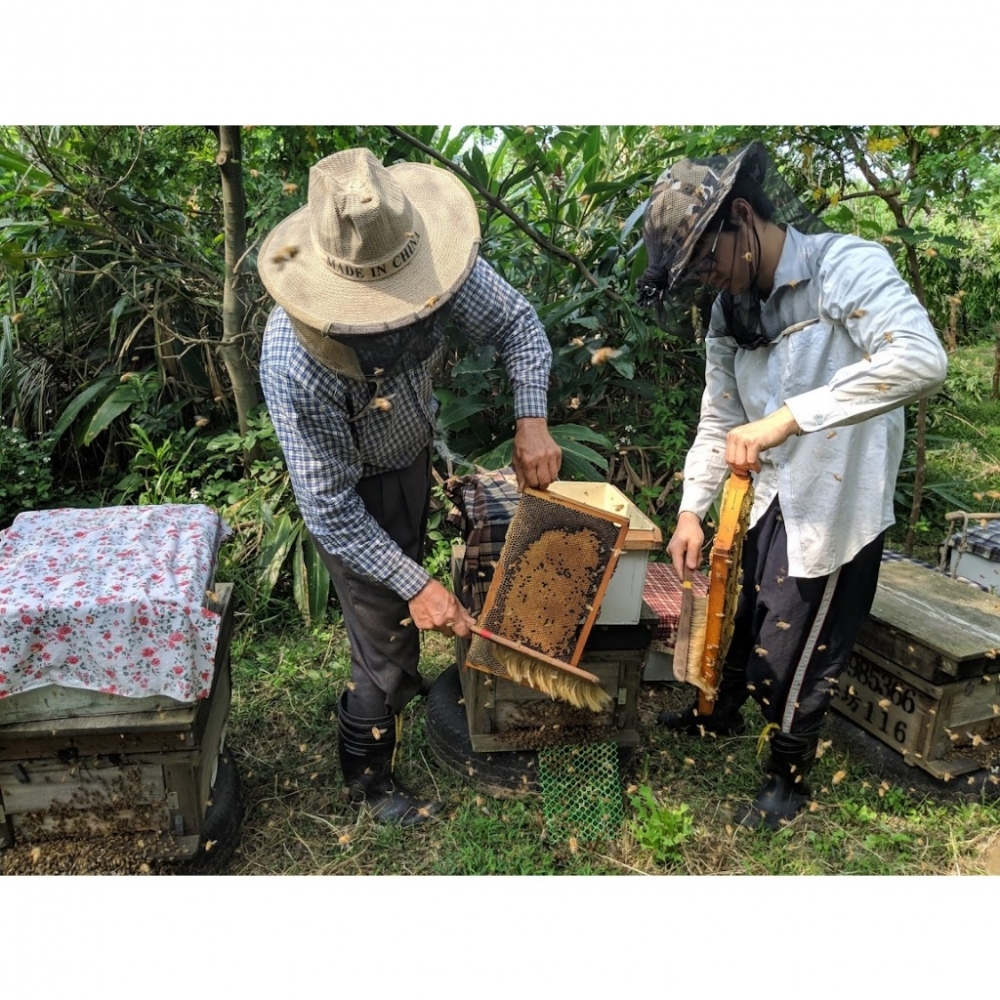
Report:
259,257,552,600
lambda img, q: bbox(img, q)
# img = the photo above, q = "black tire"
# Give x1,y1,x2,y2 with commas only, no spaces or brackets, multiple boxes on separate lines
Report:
425,664,541,798
824,712,1000,803
173,746,245,874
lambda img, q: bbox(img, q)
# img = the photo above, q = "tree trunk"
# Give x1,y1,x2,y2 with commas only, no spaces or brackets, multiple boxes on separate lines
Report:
945,295,960,355
904,396,929,555
216,126,261,463
900,252,932,556
993,334,1000,400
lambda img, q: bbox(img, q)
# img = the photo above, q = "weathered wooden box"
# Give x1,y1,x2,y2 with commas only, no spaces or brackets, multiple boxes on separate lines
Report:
830,560,1000,779
942,513,1000,595
455,615,654,753
451,543,653,752
0,583,234,859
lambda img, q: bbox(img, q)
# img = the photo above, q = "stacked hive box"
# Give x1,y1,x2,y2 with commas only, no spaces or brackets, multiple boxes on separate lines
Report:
830,558,1000,779
449,479,661,753
0,585,234,857
0,505,235,860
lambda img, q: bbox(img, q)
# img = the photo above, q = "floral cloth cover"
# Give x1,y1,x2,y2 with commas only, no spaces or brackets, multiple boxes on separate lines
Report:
0,504,230,703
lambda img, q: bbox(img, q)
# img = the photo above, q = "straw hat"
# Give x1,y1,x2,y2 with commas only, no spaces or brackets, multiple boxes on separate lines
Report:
258,148,481,338
641,142,767,293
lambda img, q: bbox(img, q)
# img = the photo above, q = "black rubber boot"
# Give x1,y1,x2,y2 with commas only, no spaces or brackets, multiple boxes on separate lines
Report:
738,729,819,830
657,665,748,737
337,693,444,827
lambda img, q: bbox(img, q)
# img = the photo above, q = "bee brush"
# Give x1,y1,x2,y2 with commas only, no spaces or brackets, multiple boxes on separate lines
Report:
469,625,612,713
672,564,711,705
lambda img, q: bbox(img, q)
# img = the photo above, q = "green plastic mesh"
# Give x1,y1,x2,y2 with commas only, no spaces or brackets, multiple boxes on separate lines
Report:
538,741,624,844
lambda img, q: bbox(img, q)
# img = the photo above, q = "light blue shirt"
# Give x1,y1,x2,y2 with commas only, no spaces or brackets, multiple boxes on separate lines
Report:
260,257,552,600
680,226,949,578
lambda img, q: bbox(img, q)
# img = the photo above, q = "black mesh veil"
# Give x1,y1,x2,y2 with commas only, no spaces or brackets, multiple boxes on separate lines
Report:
333,307,451,380
637,142,829,349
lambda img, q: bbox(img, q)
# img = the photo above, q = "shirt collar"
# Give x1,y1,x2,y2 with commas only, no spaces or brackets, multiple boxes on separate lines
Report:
771,225,812,291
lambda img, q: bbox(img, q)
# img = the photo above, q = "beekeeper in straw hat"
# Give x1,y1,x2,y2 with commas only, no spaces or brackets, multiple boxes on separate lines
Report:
258,147,561,827
637,141,947,829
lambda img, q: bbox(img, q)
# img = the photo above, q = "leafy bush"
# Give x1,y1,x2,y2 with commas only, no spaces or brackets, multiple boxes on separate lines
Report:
0,425,60,528
628,785,694,866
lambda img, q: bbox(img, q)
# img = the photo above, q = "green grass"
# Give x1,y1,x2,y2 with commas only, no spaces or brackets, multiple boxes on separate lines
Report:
886,343,999,561
927,345,1000,504
210,344,1000,877
216,621,1000,877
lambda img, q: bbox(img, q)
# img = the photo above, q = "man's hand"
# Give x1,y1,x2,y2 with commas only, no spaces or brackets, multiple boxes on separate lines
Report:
512,417,562,491
725,404,801,475
407,579,475,639
666,511,705,579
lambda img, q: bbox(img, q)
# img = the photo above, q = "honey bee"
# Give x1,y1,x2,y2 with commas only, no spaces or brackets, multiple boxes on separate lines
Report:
590,346,621,366
271,244,299,264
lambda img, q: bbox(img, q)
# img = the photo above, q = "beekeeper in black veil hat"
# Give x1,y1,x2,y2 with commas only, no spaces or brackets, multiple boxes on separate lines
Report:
258,148,561,827
637,141,948,829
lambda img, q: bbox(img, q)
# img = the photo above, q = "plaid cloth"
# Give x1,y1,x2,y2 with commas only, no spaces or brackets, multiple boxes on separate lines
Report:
881,549,936,571
949,519,1000,562
445,467,520,615
642,561,710,651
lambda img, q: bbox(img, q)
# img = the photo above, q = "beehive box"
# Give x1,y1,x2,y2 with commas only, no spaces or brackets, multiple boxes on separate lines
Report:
546,482,662,625
455,619,654,753
452,545,653,752
830,560,1000,779
0,583,234,858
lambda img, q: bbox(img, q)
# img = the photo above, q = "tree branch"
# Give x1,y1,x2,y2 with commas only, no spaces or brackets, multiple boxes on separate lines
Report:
385,125,621,302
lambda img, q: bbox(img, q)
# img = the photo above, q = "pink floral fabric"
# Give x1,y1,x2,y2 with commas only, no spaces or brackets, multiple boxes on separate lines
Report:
0,504,230,703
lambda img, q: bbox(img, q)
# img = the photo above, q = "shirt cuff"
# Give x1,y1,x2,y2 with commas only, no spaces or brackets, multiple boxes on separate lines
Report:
381,558,433,602
513,384,549,420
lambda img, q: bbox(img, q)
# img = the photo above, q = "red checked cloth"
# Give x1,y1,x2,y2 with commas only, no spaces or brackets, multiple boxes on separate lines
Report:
642,561,710,651
0,504,229,703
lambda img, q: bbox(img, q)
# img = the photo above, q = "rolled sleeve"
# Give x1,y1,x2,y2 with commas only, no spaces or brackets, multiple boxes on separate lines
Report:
786,240,948,433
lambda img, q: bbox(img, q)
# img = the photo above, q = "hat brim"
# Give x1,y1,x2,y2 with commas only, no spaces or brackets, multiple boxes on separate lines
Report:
664,144,756,291
258,161,481,335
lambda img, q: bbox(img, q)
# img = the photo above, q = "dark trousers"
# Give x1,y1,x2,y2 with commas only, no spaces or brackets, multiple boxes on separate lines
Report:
726,496,884,735
311,448,432,717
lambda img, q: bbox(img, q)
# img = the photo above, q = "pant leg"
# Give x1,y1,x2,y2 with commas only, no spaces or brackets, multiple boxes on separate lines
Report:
311,448,432,716
735,497,884,734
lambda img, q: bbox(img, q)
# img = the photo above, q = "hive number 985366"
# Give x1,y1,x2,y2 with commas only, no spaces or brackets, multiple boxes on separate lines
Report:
839,655,916,745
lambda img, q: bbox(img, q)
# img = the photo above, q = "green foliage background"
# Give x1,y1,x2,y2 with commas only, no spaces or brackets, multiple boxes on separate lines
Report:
2,124,1000,619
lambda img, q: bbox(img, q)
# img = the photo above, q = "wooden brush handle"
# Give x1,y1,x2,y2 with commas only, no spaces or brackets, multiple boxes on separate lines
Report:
470,626,602,685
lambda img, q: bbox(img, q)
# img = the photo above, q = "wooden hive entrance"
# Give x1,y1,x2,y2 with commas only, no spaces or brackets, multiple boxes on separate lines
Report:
0,584,235,860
